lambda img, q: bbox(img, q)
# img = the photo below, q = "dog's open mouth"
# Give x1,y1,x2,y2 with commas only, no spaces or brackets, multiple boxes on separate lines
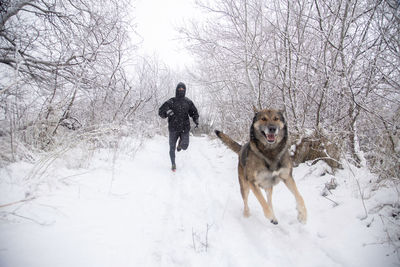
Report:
263,132,276,143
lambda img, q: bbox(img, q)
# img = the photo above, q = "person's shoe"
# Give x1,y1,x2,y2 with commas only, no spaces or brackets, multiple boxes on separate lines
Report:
171,164,176,172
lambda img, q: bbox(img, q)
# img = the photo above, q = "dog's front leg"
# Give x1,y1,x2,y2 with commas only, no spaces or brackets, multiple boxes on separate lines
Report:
249,182,278,225
283,176,307,224
265,187,275,219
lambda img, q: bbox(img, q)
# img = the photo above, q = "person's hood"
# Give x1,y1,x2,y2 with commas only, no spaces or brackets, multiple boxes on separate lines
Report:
175,82,186,98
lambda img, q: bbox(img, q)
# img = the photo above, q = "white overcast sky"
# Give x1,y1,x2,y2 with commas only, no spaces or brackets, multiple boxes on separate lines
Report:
134,0,197,69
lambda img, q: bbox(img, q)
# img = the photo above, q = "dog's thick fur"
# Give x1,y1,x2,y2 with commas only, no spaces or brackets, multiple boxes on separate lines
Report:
215,108,307,225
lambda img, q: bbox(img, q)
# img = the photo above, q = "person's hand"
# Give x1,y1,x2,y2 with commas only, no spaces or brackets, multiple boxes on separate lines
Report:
194,119,199,129
166,109,174,117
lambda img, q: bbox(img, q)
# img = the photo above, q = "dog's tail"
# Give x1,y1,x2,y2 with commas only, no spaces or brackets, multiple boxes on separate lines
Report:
215,130,241,154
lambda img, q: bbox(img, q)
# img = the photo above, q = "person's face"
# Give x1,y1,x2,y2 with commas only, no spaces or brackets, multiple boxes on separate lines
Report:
176,86,185,98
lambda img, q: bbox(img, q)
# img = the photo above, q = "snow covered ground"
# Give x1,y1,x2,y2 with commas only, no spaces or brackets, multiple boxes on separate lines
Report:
0,135,399,267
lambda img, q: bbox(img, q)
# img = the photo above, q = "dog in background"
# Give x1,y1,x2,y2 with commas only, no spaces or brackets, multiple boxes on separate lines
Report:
215,108,307,225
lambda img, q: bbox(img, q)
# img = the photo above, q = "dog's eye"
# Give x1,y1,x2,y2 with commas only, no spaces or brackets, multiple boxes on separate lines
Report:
273,117,279,121
261,117,267,121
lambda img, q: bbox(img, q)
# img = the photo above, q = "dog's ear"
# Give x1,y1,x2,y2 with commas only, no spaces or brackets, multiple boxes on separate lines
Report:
253,105,259,114
278,110,286,123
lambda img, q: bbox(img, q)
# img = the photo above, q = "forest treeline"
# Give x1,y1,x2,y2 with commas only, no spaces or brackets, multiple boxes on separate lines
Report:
0,0,399,183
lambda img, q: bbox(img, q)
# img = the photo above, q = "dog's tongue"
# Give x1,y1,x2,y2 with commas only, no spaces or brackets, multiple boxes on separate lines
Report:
267,134,275,142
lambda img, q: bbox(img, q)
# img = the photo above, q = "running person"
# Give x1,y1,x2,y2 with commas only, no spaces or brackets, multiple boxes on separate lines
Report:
158,82,199,171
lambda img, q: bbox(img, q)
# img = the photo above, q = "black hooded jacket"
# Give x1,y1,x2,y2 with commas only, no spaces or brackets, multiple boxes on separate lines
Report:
159,82,199,132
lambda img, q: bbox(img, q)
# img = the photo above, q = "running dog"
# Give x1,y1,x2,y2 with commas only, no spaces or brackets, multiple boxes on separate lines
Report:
215,108,307,225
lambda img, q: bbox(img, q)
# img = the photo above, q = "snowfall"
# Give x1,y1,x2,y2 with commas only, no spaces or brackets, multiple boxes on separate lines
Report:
0,135,399,267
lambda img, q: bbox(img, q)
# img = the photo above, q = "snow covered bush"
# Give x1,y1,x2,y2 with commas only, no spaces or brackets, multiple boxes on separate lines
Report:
291,129,342,169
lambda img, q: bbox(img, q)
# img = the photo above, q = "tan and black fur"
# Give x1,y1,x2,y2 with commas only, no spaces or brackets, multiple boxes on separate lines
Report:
215,108,307,225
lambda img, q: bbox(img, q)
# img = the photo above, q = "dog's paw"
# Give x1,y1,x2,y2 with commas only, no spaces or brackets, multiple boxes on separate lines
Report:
298,215,307,224
243,209,250,218
297,208,307,224
270,219,278,225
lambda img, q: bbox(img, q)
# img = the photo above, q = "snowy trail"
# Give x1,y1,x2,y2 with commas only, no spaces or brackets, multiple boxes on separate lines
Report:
0,135,398,267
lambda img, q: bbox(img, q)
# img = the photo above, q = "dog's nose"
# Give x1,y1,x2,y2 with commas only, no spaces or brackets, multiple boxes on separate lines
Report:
268,125,277,133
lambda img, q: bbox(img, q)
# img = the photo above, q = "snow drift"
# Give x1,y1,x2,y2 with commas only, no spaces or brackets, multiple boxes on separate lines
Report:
0,135,398,267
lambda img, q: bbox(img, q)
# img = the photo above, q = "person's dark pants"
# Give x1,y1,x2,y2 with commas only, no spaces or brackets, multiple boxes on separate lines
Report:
169,129,190,166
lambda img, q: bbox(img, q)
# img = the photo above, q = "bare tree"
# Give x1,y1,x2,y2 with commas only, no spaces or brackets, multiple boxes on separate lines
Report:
181,0,399,175
181,0,278,140
0,0,137,157
360,0,400,179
